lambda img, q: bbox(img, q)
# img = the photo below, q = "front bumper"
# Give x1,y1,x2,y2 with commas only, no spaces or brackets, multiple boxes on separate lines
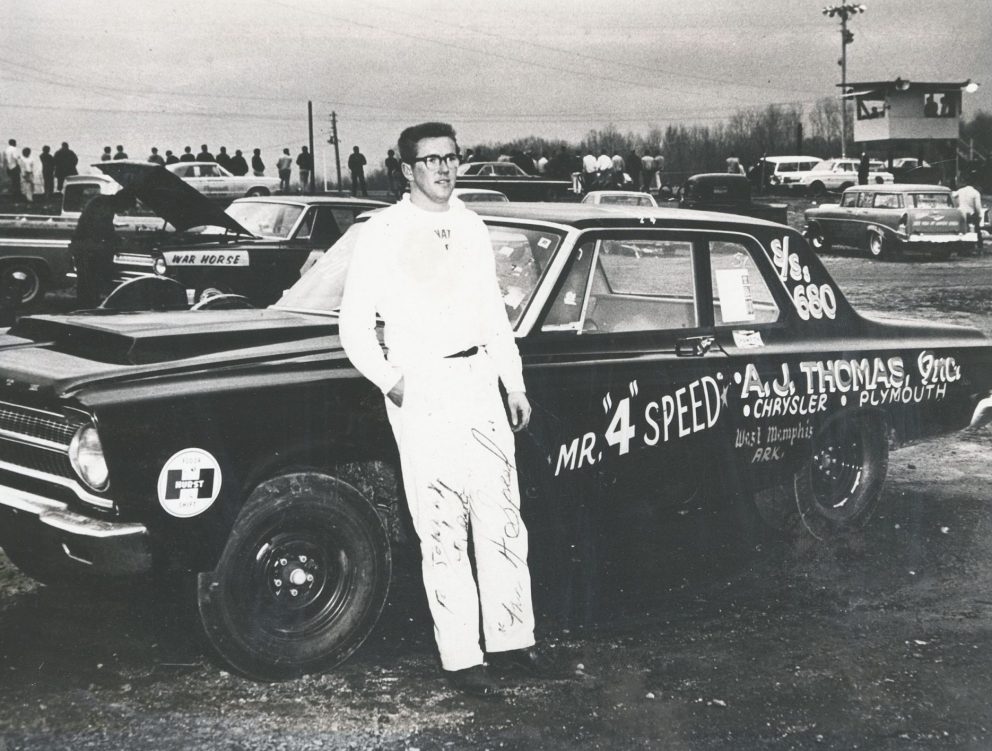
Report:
0,481,151,576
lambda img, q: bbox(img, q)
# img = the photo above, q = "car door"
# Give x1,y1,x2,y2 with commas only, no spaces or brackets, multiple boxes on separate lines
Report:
516,230,728,518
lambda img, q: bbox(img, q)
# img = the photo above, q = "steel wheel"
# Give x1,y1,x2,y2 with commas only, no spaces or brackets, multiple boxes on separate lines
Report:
198,473,391,680
794,413,888,539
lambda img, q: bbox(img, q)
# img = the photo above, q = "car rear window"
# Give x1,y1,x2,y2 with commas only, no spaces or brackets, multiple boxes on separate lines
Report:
912,193,953,208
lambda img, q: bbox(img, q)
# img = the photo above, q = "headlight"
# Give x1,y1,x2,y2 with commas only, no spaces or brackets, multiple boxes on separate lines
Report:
68,424,110,492
153,256,168,275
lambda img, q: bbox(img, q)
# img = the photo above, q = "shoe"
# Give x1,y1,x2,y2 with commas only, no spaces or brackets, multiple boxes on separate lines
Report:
446,665,501,697
488,646,565,678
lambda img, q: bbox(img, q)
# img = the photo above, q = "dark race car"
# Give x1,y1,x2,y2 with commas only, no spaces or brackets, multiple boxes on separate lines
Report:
0,203,989,681
100,161,387,306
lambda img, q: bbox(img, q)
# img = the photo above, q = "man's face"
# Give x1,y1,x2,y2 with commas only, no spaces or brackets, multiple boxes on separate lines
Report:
405,136,457,207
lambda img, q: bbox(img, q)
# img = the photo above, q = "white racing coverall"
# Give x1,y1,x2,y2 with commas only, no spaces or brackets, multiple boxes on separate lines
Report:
339,196,535,670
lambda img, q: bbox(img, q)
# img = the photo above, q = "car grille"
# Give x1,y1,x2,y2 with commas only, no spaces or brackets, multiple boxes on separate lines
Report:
0,401,77,481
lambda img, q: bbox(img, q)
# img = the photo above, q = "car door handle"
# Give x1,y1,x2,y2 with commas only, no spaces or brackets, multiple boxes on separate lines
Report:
675,335,714,357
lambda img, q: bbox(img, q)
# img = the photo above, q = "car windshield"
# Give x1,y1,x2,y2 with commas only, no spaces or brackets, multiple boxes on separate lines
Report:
912,192,953,208
225,202,304,239
274,221,565,326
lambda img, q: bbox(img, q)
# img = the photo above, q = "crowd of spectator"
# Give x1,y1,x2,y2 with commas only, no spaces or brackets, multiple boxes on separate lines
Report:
1,137,320,202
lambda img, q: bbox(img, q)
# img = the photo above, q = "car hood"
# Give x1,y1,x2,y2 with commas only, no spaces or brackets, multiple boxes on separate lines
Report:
96,161,253,235
0,309,345,398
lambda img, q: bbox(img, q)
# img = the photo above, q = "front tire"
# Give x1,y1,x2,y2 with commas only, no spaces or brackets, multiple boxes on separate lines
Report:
197,473,391,681
793,412,889,540
807,181,827,197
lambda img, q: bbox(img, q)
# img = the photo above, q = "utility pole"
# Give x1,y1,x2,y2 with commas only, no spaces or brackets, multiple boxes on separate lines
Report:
822,4,866,158
307,100,315,194
329,112,342,192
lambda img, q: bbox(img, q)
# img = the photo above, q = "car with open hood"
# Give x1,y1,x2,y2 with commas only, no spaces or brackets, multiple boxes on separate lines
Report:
804,183,978,260
97,161,387,306
0,202,989,681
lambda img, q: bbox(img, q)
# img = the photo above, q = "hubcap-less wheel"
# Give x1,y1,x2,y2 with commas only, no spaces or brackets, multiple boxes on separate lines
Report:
794,413,888,539
198,473,391,680
2,263,43,306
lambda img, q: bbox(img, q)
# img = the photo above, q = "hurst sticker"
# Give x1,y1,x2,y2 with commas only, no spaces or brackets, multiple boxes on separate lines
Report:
157,448,222,518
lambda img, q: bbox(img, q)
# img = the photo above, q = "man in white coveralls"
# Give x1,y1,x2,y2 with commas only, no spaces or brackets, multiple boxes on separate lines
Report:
339,122,556,696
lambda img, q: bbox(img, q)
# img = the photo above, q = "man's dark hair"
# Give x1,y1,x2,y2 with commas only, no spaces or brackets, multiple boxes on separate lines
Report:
398,122,457,164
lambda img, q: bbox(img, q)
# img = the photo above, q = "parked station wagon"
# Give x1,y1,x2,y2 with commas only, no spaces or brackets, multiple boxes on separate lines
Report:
804,183,977,260
0,203,989,680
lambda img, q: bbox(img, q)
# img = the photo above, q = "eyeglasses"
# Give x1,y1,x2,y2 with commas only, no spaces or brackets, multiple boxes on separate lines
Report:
410,153,460,170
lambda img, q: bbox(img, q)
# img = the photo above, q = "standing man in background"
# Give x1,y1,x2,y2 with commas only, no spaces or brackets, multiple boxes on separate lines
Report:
17,148,35,203
340,121,556,697
53,142,78,192
347,145,367,197
251,148,265,176
277,148,293,193
296,146,313,194
39,146,55,198
5,139,21,199
954,174,984,257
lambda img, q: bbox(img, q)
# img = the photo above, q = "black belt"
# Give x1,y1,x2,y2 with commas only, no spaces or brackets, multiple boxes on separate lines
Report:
445,345,479,358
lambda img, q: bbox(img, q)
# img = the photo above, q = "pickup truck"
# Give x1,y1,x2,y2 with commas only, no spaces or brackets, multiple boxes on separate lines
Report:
679,173,789,225
0,174,163,307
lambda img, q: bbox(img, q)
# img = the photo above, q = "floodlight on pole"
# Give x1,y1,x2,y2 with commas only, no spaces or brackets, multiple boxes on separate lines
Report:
822,3,867,158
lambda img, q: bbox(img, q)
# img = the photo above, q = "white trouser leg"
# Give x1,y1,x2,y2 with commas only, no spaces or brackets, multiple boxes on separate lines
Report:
386,354,535,671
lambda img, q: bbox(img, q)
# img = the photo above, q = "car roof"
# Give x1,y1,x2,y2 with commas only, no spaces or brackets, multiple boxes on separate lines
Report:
167,161,225,169
761,155,822,163
470,201,785,229
843,183,950,193
230,196,389,208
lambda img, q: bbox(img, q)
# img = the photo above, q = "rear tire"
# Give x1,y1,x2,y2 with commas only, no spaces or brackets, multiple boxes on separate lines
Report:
0,261,45,307
867,229,900,260
793,412,889,540
197,472,391,681
807,181,827,197
805,224,832,254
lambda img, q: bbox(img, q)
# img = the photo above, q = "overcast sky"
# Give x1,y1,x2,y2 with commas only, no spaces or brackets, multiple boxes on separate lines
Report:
2,0,990,179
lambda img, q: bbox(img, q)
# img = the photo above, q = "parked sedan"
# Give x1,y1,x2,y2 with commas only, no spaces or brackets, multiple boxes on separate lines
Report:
455,161,573,201
0,202,989,681
166,161,281,200
804,183,977,260
798,158,894,195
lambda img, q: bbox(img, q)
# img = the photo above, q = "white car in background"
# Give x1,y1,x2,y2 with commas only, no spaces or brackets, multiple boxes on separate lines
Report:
167,162,281,200
798,158,894,195
581,190,658,207
748,156,823,192
452,188,509,203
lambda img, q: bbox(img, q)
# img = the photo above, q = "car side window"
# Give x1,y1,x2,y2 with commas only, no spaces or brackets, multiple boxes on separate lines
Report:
710,241,780,325
873,193,901,209
202,165,220,177
541,237,698,334
308,208,344,247
294,208,316,240
841,192,858,207
479,165,494,176
857,192,875,208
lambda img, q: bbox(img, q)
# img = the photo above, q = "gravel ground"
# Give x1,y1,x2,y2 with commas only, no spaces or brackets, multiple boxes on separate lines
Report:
1,195,991,750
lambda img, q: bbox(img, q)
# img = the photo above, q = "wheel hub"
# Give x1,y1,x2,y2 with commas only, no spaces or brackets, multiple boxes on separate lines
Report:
266,545,323,605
